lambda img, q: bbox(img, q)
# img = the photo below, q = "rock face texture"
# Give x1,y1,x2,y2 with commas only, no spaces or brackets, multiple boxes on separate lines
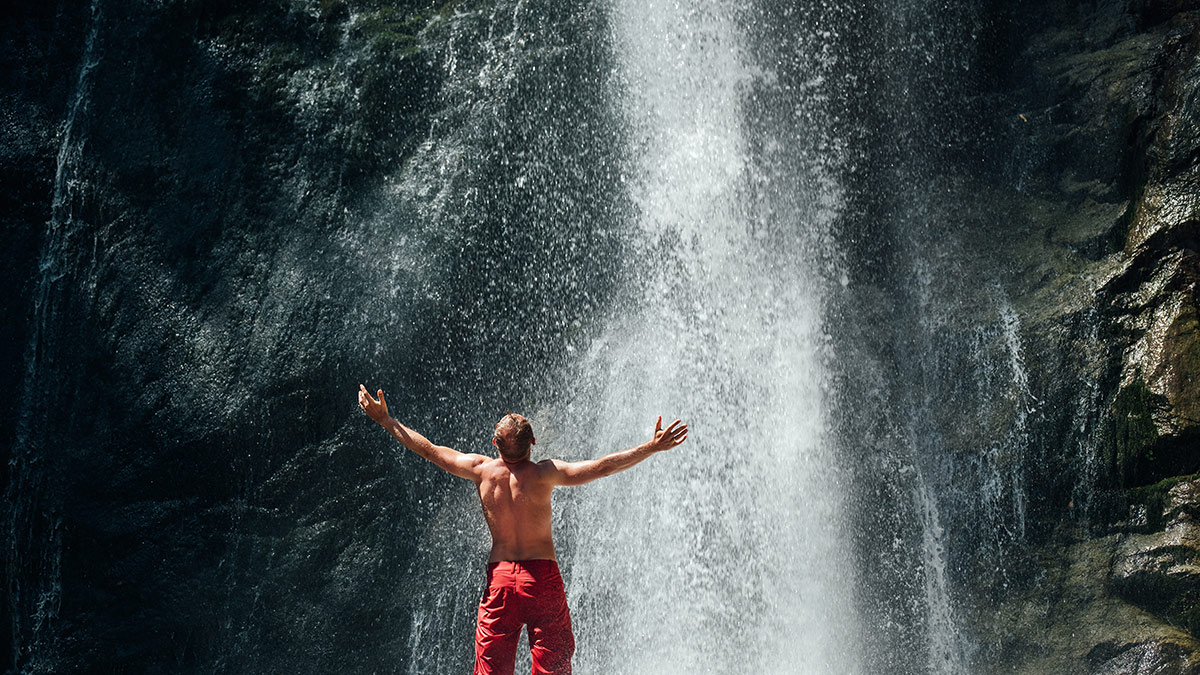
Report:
977,482,1200,675
954,3,1200,672
976,530,1200,675
3,1,628,672
1098,10,1200,489
1114,481,1200,637
825,1,1200,672
995,0,1200,492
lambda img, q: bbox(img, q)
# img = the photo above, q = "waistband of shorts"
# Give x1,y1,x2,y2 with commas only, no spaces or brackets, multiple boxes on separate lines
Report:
486,559,560,574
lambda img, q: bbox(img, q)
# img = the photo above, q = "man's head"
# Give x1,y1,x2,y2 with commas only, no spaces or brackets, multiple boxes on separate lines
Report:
492,412,535,462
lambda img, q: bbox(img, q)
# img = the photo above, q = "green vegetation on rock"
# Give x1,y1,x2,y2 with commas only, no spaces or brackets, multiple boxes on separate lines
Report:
1106,377,1163,488
356,7,427,58
1128,473,1197,530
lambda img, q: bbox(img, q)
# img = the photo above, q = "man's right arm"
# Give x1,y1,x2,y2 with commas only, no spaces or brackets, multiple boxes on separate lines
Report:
359,384,487,482
548,417,688,486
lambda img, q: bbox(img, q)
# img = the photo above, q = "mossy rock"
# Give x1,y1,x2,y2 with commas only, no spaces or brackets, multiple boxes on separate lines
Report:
355,7,428,58
1128,474,1199,530
1105,378,1165,488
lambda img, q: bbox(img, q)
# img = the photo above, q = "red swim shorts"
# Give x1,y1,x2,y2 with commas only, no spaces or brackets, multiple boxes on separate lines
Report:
474,559,575,675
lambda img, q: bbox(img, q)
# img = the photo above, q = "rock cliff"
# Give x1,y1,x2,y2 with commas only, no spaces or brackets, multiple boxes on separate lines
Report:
963,3,1200,672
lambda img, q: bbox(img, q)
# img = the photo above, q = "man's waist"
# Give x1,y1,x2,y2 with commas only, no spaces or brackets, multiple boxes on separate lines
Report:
487,558,559,570
486,558,562,581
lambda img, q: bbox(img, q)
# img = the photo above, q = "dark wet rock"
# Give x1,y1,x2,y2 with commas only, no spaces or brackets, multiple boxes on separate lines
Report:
974,482,1200,674
3,0,630,671
1112,480,1200,635
1167,480,1200,525
977,3,1200,497
817,0,1200,669
1094,11,1200,486
1102,242,1200,486
1088,638,1200,675
1112,523,1200,624
975,531,1200,674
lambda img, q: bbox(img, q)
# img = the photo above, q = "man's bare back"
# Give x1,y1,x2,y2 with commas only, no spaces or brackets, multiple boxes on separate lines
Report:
476,457,558,562
356,384,687,675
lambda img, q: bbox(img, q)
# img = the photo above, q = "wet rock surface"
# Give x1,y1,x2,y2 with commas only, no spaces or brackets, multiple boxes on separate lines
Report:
1088,638,1200,675
2,0,628,672
975,530,1200,675
1113,480,1200,632
1096,11,1200,485
958,2,1200,671
991,2,1200,483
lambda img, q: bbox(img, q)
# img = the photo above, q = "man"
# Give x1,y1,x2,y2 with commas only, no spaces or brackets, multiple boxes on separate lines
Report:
357,384,688,675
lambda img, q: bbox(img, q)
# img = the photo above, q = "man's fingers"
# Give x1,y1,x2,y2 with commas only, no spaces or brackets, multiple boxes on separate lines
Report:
664,419,682,434
655,416,662,434
358,384,384,409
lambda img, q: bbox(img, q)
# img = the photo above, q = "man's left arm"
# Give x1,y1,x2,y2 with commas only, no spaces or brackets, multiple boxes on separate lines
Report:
358,384,487,482
547,416,687,486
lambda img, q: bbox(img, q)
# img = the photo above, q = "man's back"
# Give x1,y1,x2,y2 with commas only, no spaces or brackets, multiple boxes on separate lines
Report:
476,458,558,563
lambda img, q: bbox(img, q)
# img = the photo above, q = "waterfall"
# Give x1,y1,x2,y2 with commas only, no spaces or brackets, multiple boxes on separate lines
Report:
555,0,859,672
382,0,861,671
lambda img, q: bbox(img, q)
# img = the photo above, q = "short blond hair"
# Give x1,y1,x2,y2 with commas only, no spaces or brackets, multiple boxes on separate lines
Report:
493,412,534,459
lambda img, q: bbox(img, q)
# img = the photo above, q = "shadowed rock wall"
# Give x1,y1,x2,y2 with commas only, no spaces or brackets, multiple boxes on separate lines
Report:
2,0,628,672
986,3,1200,671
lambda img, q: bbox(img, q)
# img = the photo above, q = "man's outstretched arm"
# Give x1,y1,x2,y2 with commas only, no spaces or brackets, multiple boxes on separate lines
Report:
549,416,688,486
358,384,487,482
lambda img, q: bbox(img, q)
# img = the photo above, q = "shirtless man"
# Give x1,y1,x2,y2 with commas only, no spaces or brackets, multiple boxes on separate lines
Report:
357,385,688,675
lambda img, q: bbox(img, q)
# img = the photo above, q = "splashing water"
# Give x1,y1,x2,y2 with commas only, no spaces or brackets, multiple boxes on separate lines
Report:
552,0,861,672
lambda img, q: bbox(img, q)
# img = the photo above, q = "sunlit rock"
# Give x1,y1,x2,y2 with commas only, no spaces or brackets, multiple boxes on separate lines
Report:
976,531,1200,674
1113,480,1200,636
1087,637,1200,675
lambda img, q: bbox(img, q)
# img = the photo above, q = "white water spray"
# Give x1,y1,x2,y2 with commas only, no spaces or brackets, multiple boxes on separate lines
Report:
555,1,861,672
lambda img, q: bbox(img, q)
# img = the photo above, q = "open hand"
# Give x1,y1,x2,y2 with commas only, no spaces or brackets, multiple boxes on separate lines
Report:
358,384,390,424
648,416,688,452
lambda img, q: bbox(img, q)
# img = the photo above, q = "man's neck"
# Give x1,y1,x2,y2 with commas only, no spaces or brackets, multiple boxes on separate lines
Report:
501,452,531,466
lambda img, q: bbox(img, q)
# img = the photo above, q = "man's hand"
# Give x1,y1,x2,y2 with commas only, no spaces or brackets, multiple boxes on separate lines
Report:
359,384,486,481
358,384,390,424
647,416,688,452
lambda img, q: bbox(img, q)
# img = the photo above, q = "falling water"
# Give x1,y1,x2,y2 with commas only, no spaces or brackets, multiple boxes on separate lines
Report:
382,0,861,671
555,0,859,672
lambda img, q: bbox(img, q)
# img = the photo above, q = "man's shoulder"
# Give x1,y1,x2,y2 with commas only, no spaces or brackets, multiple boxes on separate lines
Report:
477,456,506,471
535,459,573,486
490,458,563,478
